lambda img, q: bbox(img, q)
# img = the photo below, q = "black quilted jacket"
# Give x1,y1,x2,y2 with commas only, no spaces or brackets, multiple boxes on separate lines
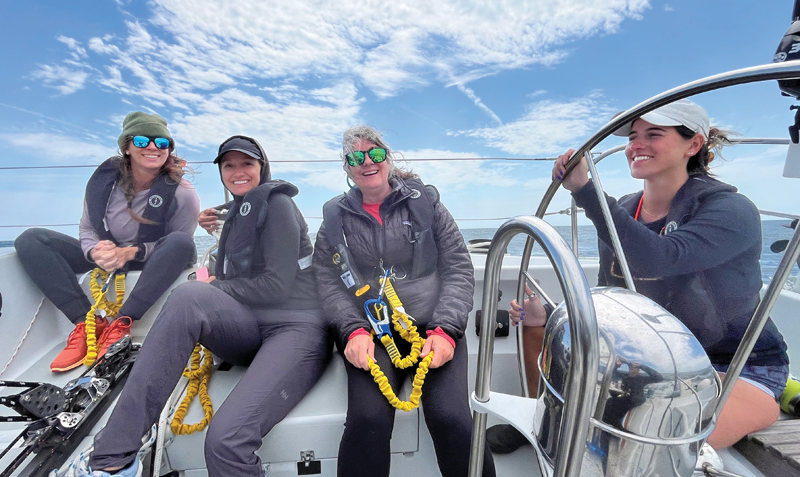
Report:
313,176,474,349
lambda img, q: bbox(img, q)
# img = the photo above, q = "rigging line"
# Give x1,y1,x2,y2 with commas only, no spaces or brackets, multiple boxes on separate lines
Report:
0,296,45,379
0,156,563,170
1,165,100,170
0,224,78,228
1,210,583,228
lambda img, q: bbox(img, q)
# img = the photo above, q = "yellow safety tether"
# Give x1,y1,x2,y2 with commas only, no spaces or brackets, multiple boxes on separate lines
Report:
367,276,434,412
171,344,215,435
84,268,126,366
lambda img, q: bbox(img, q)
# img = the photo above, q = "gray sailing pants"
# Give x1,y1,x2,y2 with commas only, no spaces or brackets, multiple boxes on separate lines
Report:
14,228,196,322
89,281,331,476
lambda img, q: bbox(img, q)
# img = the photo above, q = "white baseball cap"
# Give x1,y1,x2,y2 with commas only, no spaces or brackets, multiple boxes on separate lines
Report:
613,99,710,139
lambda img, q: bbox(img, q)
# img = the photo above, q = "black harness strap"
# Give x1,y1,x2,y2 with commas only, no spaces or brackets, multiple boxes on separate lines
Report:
322,178,438,287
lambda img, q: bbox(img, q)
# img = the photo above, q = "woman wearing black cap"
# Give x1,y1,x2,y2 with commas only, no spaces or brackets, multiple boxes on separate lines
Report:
14,111,199,373
498,99,789,454
87,135,330,477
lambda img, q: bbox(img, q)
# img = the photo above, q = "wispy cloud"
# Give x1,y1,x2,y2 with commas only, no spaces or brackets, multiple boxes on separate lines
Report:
401,149,517,188
57,36,88,60
170,81,361,170
713,145,800,214
29,0,650,132
454,83,503,125
30,64,89,95
452,92,618,155
18,0,650,199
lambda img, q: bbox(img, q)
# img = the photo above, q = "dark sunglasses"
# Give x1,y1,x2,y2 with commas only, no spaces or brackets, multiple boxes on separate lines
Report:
345,147,387,167
132,136,171,150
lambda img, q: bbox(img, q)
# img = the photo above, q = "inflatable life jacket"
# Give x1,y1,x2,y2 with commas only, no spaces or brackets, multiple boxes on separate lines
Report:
216,180,312,280
85,157,179,244
322,177,438,293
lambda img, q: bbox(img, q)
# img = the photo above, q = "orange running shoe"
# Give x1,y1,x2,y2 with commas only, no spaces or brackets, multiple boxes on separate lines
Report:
97,316,133,359
50,317,108,372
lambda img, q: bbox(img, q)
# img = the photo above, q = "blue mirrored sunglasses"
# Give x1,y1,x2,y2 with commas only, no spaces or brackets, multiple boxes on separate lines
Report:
132,136,171,150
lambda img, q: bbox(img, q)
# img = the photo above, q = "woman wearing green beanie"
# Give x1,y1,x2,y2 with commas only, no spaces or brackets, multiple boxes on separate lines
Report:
15,111,200,372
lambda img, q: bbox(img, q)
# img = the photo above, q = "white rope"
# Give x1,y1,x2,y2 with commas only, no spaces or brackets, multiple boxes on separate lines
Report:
0,296,45,379
153,404,171,477
153,380,186,477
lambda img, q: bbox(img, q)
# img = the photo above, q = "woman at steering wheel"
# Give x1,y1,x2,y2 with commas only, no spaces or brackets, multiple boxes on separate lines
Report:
514,99,789,451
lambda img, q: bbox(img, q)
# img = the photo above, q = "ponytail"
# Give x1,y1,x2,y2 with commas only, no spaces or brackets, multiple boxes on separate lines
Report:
677,125,735,175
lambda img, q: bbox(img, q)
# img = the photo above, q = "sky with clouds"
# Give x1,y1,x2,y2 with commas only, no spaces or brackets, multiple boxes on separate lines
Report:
2,0,799,241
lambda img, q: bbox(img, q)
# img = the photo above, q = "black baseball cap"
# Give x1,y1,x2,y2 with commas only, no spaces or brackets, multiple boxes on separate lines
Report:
213,137,263,164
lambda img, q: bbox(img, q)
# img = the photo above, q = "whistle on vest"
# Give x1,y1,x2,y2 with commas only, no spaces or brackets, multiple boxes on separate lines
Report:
333,244,370,296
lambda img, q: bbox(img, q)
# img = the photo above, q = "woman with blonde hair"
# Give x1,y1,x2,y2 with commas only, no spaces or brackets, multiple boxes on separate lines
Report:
314,126,495,476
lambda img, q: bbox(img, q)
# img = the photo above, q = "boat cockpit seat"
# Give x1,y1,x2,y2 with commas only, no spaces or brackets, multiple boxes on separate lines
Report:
164,353,420,471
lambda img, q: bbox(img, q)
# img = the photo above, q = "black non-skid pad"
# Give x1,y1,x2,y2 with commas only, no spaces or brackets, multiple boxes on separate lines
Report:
17,384,67,419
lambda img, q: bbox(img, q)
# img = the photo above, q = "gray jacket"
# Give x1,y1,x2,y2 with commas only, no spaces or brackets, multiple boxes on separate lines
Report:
313,177,474,348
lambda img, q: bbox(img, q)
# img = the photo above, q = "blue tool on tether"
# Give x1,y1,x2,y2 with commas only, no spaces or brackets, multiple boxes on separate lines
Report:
364,269,392,339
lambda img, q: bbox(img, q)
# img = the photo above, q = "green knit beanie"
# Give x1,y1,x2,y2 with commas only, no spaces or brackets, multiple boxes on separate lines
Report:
118,111,173,151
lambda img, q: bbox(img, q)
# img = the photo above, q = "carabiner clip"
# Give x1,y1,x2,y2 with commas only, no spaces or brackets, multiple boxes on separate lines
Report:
101,270,120,294
389,265,407,281
364,298,392,339
377,268,391,299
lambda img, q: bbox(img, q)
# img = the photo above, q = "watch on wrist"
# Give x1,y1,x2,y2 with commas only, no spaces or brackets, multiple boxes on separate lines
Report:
134,244,146,261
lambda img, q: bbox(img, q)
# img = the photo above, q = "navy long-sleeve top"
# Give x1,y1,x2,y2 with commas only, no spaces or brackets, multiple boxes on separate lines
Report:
572,176,788,367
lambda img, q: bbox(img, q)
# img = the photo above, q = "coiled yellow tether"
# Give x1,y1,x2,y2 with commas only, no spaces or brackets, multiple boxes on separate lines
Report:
171,344,215,435
84,268,126,366
366,276,434,412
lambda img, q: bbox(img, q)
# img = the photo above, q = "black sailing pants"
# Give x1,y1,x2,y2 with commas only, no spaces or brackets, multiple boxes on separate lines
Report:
338,335,496,477
14,228,195,322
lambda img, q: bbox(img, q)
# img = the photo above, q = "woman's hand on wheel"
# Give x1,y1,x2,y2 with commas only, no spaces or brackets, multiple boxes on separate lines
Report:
509,285,548,328
552,149,590,193
344,334,375,371
421,335,454,368
199,208,220,235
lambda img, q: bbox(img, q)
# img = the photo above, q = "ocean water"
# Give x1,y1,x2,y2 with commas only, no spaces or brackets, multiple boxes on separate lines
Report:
190,221,797,285
2,221,797,284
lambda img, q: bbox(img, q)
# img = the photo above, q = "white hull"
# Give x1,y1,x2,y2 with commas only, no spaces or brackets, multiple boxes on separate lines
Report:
0,252,564,476
2,247,799,476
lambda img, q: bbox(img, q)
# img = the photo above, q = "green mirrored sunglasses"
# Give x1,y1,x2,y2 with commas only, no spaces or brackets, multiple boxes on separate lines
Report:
346,147,387,166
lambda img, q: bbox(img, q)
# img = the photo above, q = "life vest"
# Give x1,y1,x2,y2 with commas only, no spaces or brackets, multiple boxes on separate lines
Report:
216,180,312,280
85,157,179,244
322,177,438,291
